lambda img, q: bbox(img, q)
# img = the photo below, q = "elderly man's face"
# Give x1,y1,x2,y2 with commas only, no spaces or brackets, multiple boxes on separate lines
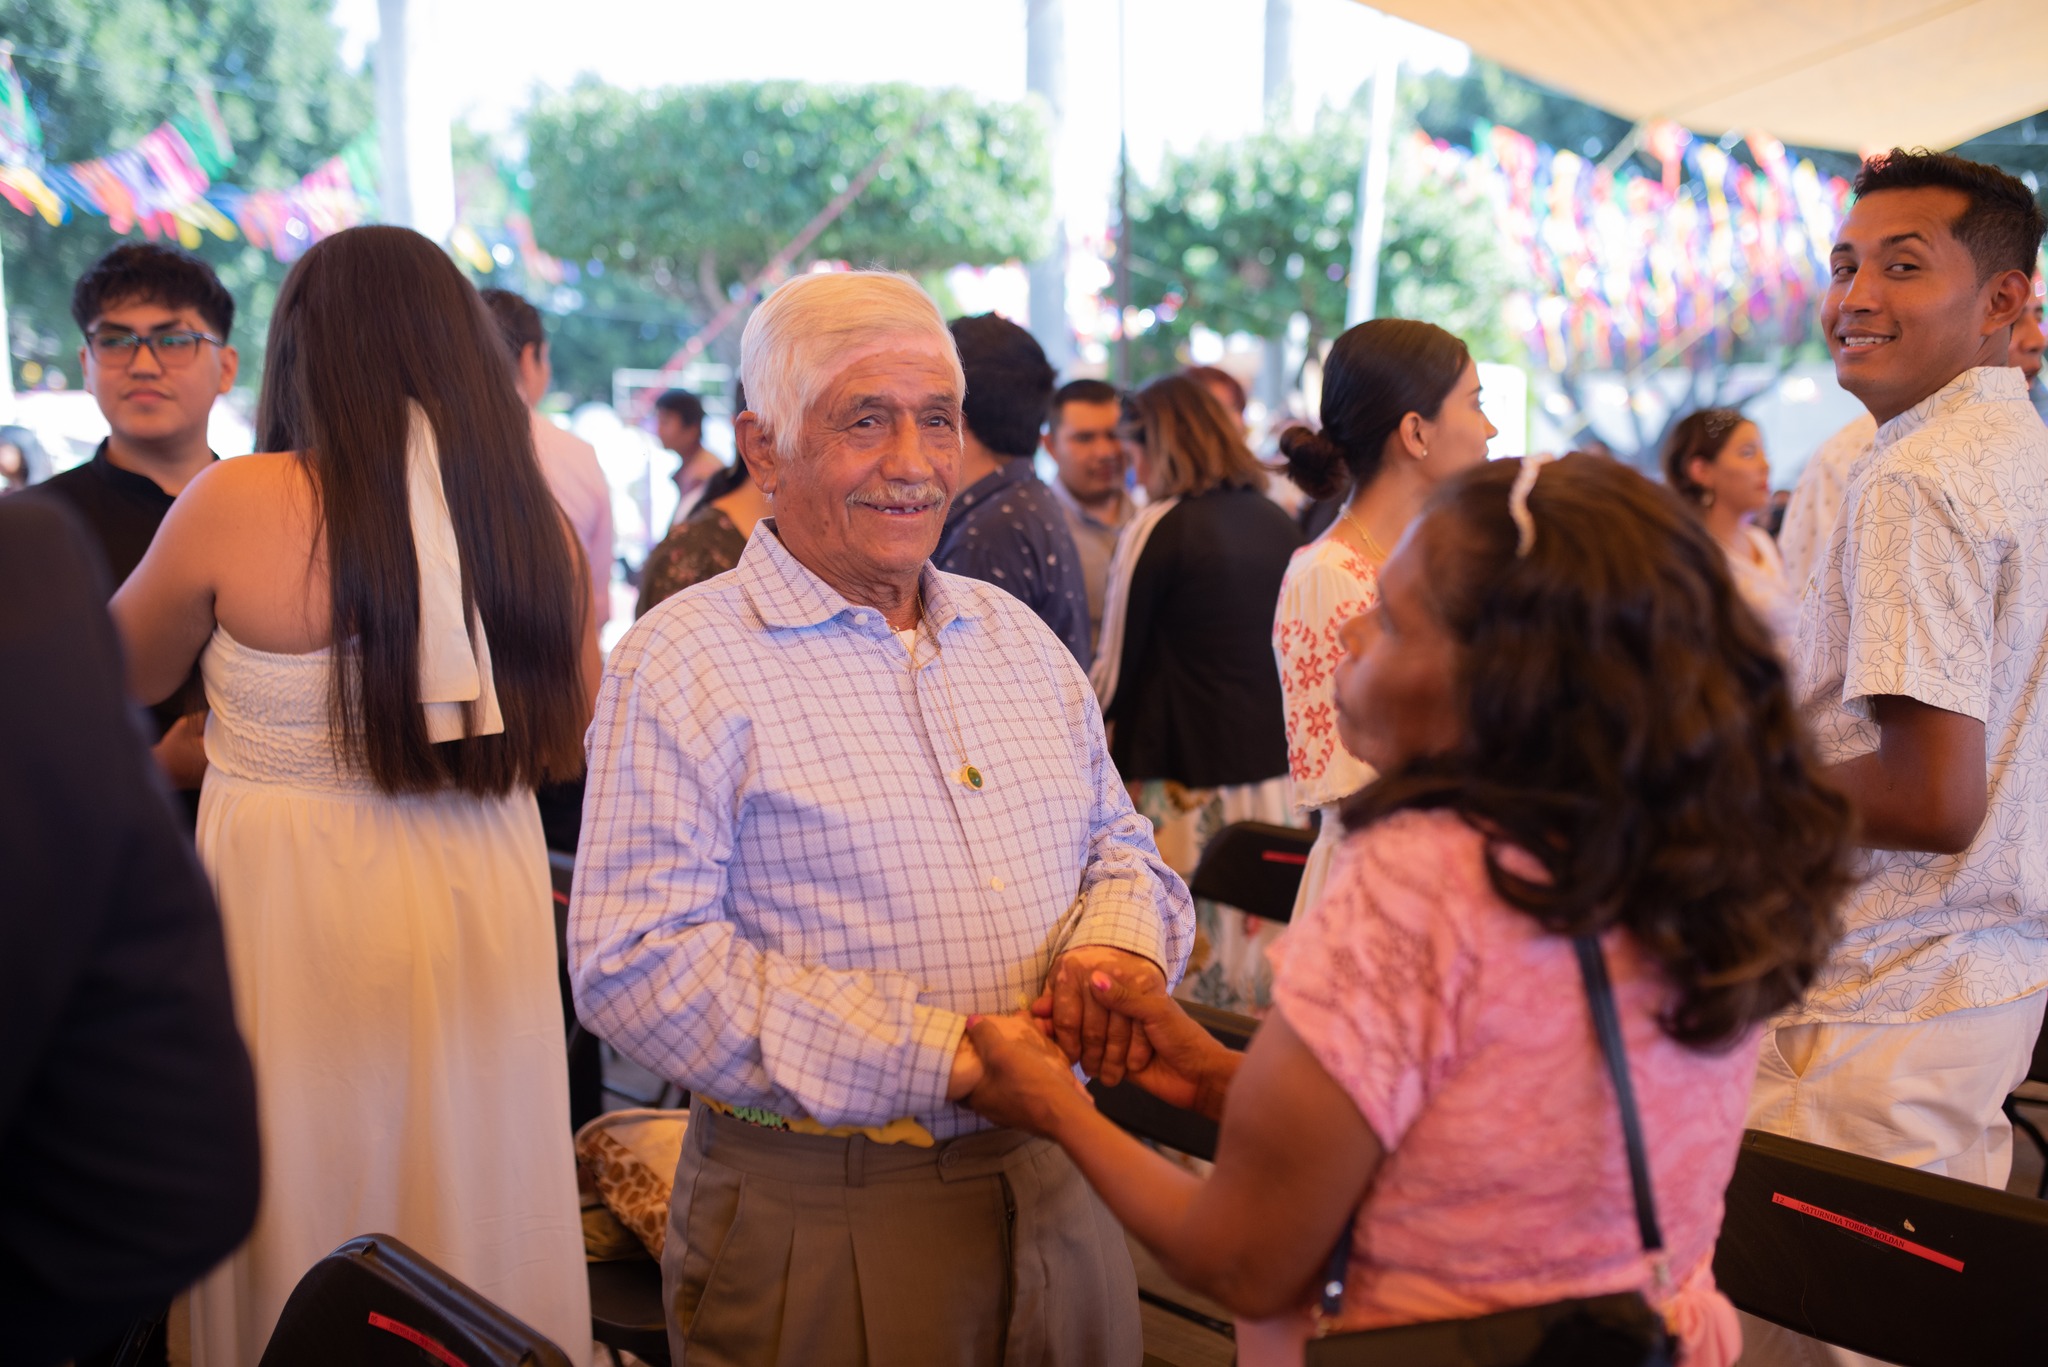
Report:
760,335,963,600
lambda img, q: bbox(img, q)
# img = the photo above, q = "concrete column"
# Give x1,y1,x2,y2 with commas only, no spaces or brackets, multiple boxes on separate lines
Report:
376,0,455,243
1026,0,1074,372
1346,37,1399,327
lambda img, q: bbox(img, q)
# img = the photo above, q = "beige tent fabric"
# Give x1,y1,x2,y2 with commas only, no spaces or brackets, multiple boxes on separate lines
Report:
1367,1,2048,152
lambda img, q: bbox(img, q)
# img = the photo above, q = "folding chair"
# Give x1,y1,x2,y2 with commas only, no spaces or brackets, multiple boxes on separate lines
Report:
1186,820,1315,924
2001,1009,2048,1199
1713,1129,2048,1366
258,1233,573,1366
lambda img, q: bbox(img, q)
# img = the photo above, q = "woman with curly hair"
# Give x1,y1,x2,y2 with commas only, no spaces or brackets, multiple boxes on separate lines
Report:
966,454,1855,1366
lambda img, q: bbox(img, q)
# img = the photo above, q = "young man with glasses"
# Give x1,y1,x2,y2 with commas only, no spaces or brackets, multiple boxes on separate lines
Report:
32,244,238,819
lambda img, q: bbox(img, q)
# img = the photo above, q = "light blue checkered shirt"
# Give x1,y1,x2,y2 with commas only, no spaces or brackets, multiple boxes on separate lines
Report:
570,522,1194,1140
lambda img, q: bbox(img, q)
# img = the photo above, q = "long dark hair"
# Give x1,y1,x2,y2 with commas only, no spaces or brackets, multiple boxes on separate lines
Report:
1344,455,1855,1047
1279,319,1469,500
257,225,586,796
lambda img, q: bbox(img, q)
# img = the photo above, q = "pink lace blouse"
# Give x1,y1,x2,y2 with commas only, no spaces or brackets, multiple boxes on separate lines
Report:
1245,810,1756,1367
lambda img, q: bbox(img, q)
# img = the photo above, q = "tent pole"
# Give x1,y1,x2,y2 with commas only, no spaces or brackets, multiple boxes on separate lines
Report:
1346,27,1399,327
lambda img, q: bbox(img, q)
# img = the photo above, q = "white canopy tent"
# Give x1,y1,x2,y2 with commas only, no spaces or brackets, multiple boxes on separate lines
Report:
1364,1,2048,152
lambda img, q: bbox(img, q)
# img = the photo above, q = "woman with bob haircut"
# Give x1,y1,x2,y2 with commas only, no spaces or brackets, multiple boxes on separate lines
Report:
968,454,1854,1366
113,225,598,1364
1091,372,1303,1012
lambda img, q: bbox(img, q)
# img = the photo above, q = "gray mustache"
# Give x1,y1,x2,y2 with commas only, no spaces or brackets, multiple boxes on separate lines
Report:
846,483,947,509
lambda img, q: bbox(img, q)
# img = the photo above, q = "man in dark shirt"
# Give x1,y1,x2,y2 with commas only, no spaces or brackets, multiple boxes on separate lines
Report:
0,497,259,1367
30,245,238,818
933,314,1092,665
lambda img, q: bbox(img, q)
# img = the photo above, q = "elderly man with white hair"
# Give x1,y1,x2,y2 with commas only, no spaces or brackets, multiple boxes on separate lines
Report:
571,270,1194,1365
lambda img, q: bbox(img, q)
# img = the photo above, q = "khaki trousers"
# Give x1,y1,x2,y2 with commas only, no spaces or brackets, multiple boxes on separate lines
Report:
1736,991,2046,1367
661,1106,1142,1367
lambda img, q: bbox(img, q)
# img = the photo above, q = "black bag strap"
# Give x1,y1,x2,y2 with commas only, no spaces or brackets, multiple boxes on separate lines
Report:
1319,932,1665,1318
1572,934,1665,1266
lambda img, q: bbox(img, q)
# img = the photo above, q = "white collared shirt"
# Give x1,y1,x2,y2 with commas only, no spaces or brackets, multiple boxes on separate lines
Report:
1791,366,2048,1024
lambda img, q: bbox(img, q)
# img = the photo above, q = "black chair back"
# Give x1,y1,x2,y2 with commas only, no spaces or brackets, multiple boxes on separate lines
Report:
258,1233,573,1367
1186,821,1314,923
1713,1129,2048,1367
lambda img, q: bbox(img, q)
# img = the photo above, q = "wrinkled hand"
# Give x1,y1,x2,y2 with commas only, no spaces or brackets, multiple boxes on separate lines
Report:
1034,945,1166,1085
152,711,209,790
1081,973,1237,1120
963,1012,1092,1137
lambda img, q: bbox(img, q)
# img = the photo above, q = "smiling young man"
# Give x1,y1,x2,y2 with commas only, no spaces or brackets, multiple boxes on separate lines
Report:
1742,149,2048,1367
32,245,237,820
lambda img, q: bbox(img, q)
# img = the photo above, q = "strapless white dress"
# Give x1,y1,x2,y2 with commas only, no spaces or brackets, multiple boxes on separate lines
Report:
185,627,590,1366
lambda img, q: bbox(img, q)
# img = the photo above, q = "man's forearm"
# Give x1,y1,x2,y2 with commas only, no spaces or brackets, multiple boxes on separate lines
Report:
1828,695,1988,854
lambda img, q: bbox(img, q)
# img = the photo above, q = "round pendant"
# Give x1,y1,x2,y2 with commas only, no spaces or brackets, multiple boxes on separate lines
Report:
958,764,984,790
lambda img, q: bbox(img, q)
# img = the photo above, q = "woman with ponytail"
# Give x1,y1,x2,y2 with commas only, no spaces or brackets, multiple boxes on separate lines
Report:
1273,320,1495,918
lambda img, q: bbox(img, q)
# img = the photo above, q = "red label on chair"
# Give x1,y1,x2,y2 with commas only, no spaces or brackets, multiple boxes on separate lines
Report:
1770,1192,1965,1272
367,1311,472,1367
1259,850,1309,866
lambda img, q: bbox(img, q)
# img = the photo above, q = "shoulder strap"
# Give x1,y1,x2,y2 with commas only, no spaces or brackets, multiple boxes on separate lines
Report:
1573,933,1666,1270
1318,932,1667,1321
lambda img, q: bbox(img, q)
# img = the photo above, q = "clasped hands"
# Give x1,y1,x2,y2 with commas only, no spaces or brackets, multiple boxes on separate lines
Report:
945,945,1235,1139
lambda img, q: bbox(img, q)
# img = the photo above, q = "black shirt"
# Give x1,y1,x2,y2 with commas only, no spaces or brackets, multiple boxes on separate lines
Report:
1104,486,1303,789
0,498,258,1366
29,441,214,739
934,456,1093,667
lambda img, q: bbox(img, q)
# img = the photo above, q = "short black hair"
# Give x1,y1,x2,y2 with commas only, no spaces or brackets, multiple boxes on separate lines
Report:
1047,378,1120,429
654,389,704,426
950,313,1055,458
71,243,235,340
479,287,546,362
1853,148,2047,281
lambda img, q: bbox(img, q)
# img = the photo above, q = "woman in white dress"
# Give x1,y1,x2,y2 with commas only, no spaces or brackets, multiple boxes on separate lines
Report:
112,226,599,1365
1272,320,1495,921
1662,409,1799,644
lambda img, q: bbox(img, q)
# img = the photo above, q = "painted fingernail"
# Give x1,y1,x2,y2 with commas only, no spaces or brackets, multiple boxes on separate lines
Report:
966,1015,983,1027
1091,972,1114,992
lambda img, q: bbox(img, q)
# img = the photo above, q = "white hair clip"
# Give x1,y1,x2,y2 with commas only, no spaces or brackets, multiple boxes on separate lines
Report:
1508,452,1556,557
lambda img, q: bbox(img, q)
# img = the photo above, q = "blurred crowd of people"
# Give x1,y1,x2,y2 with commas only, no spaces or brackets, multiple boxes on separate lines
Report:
5,144,2047,1367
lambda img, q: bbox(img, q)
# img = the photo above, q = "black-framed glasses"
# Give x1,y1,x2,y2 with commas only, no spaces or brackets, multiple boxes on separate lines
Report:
87,329,224,370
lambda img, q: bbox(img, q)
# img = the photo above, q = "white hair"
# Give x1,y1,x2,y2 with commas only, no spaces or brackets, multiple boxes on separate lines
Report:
739,270,964,457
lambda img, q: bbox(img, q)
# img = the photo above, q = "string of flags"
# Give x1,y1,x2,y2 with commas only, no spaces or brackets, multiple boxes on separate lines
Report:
1410,119,1853,373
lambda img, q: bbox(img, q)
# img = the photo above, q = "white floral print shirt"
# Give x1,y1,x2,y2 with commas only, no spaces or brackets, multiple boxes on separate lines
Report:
1791,366,2048,1024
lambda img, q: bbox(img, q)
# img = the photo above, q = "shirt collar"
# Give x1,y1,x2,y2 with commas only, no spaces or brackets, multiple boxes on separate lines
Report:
737,519,982,638
1874,365,2031,451
91,439,217,501
1045,473,1132,530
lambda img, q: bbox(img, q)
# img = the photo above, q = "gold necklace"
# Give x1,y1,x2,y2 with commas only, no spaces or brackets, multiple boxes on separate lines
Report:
1341,505,1390,561
910,591,985,791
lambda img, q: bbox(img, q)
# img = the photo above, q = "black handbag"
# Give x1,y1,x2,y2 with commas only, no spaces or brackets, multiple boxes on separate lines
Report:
1304,935,1679,1367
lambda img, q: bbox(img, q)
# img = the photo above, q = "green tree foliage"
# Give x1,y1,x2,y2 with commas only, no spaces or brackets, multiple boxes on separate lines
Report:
523,80,1051,366
3,0,371,385
1122,104,1518,379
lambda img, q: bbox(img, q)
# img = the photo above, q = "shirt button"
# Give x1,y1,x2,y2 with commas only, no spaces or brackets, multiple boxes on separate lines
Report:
853,612,870,625
989,877,1004,891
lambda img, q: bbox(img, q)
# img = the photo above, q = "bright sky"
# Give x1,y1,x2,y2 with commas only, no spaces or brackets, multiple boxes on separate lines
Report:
329,0,1469,236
